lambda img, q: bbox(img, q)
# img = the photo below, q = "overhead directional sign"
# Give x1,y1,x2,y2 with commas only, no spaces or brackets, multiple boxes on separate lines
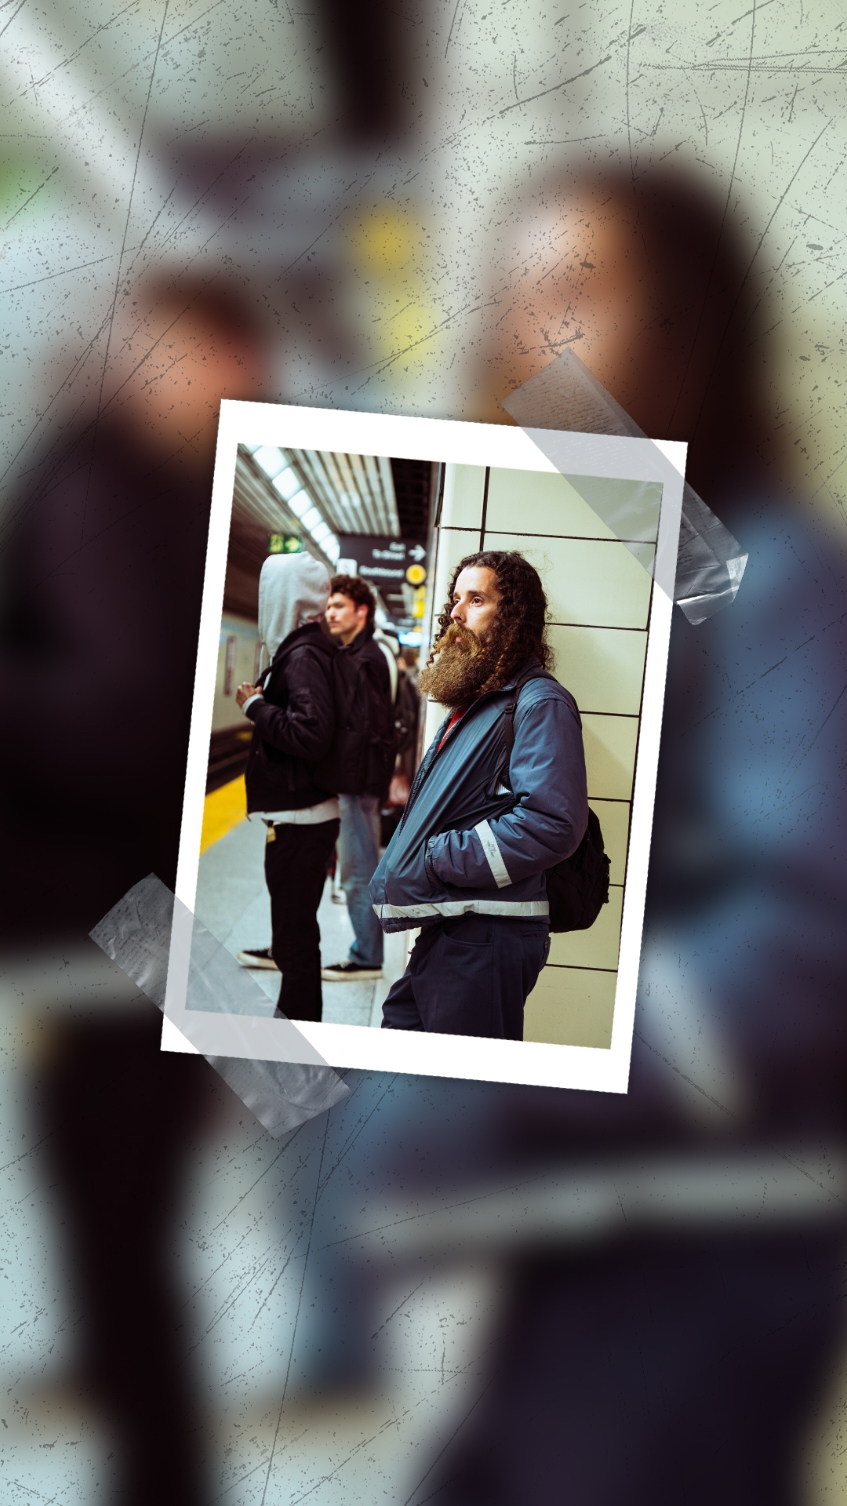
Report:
336,535,430,636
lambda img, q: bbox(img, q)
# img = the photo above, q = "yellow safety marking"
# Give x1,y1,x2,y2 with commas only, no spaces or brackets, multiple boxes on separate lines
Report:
200,775,247,854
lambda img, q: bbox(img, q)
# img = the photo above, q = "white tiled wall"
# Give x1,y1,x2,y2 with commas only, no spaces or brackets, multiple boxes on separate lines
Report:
548,625,646,716
486,532,652,630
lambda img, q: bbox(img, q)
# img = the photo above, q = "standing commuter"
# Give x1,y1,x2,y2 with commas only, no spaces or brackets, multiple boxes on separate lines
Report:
235,552,339,1022
320,574,395,981
393,649,421,791
370,551,588,1040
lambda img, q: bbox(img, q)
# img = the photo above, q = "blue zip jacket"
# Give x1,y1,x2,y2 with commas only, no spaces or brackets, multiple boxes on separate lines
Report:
369,658,589,932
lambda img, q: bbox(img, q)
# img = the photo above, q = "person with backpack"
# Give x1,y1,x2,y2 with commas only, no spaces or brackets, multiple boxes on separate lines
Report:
392,651,422,791
320,574,395,982
370,551,590,1040
234,551,339,1022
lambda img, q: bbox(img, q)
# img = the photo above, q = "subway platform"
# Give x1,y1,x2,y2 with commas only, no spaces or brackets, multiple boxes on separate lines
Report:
195,777,406,1025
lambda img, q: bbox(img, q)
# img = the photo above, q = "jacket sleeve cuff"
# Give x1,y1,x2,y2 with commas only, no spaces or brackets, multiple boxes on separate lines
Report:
423,839,441,887
242,693,263,718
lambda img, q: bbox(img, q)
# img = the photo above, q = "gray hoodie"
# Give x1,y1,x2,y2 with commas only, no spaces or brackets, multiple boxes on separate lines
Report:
258,552,332,661
242,551,338,817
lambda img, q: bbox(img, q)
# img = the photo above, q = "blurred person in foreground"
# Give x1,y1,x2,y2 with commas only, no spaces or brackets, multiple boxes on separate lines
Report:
286,161,847,1488
0,275,273,1506
371,551,587,1039
235,552,339,1021
0,277,271,929
403,164,847,1504
320,573,394,982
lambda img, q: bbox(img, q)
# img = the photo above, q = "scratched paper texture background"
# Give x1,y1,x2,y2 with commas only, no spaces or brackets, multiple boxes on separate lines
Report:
3,2,847,1503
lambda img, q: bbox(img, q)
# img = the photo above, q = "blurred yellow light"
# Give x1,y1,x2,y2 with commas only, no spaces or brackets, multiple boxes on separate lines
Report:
351,206,421,273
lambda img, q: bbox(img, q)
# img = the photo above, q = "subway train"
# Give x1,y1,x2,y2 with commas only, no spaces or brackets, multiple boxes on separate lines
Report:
207,614,263,793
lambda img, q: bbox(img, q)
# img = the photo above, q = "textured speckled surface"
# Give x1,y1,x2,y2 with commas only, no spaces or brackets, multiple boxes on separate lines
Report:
4,2,847,1500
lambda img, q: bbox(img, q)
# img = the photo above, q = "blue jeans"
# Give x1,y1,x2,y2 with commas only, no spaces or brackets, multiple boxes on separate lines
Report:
338,793,384,968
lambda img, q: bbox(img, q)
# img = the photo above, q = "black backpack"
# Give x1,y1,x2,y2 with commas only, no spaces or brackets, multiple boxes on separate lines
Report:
502,671,611,933
314,647,397,797
393,668,420,756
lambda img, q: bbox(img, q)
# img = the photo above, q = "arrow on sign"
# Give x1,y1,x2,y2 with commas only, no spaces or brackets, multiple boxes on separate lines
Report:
409,544,426,561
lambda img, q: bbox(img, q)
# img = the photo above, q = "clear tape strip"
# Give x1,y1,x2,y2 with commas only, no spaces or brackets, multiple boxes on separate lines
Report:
89,873,350,1136
501,349,748,625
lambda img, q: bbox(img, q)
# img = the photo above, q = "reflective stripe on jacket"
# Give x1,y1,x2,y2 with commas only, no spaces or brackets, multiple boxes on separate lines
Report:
368,657,589,933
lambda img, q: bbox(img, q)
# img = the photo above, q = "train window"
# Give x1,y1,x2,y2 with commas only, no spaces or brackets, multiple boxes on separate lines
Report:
223,636,237,696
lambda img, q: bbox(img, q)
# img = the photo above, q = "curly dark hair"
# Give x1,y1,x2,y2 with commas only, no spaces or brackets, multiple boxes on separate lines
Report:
431,550,552,690
330,573,376,629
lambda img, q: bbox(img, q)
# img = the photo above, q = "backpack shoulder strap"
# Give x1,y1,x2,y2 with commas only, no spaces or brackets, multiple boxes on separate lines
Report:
376,638,399,703
264,633,337,708
502,669,558,762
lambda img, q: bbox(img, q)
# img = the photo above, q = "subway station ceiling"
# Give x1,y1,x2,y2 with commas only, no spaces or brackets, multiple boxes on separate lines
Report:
286,449,400,537
227,445,437,619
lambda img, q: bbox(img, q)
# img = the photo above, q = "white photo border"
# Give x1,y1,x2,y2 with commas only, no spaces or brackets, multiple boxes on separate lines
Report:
164,400,686,1094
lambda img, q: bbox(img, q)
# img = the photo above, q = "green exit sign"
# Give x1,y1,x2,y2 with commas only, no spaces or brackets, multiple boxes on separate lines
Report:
268,534,303,554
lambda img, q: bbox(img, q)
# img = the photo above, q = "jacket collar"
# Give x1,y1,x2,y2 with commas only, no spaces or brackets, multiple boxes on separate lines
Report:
426,657,543,745
496,655,543,694
342,622,375,655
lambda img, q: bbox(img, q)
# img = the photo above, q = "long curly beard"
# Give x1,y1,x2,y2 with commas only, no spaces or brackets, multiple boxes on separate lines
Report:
418,621,502,709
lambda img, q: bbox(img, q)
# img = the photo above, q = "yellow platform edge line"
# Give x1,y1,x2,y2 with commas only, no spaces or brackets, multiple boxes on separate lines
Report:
200,775,248,855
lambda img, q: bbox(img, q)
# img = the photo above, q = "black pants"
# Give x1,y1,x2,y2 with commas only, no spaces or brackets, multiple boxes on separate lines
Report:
381,912,550,1039
264,817,339,1022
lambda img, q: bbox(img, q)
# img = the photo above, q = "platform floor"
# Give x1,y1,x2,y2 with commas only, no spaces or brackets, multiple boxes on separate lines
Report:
193,811,407,1027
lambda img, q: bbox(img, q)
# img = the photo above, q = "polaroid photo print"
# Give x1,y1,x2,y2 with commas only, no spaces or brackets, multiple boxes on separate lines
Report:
164,401,685,1093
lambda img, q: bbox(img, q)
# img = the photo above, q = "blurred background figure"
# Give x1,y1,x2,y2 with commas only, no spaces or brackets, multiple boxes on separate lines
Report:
392,646,422,796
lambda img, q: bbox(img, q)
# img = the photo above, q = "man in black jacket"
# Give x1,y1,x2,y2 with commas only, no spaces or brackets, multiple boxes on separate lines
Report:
236,552,339,1022
321,574,394,982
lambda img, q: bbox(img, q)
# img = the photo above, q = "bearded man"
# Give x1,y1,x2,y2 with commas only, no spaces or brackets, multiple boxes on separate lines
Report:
370,550,588,1040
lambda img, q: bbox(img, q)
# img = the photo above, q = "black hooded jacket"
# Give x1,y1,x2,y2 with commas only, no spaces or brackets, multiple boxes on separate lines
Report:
243,623,338,813
342,622,393,796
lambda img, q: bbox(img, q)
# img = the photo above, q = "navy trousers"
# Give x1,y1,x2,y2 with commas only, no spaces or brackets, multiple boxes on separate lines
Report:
381,912,550,1040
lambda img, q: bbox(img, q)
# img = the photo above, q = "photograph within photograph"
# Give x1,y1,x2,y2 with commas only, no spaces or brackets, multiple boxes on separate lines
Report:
190,438,663,1056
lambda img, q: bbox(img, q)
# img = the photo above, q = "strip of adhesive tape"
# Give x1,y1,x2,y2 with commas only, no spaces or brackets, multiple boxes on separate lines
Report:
89,873,350,1136
501,349,748,625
